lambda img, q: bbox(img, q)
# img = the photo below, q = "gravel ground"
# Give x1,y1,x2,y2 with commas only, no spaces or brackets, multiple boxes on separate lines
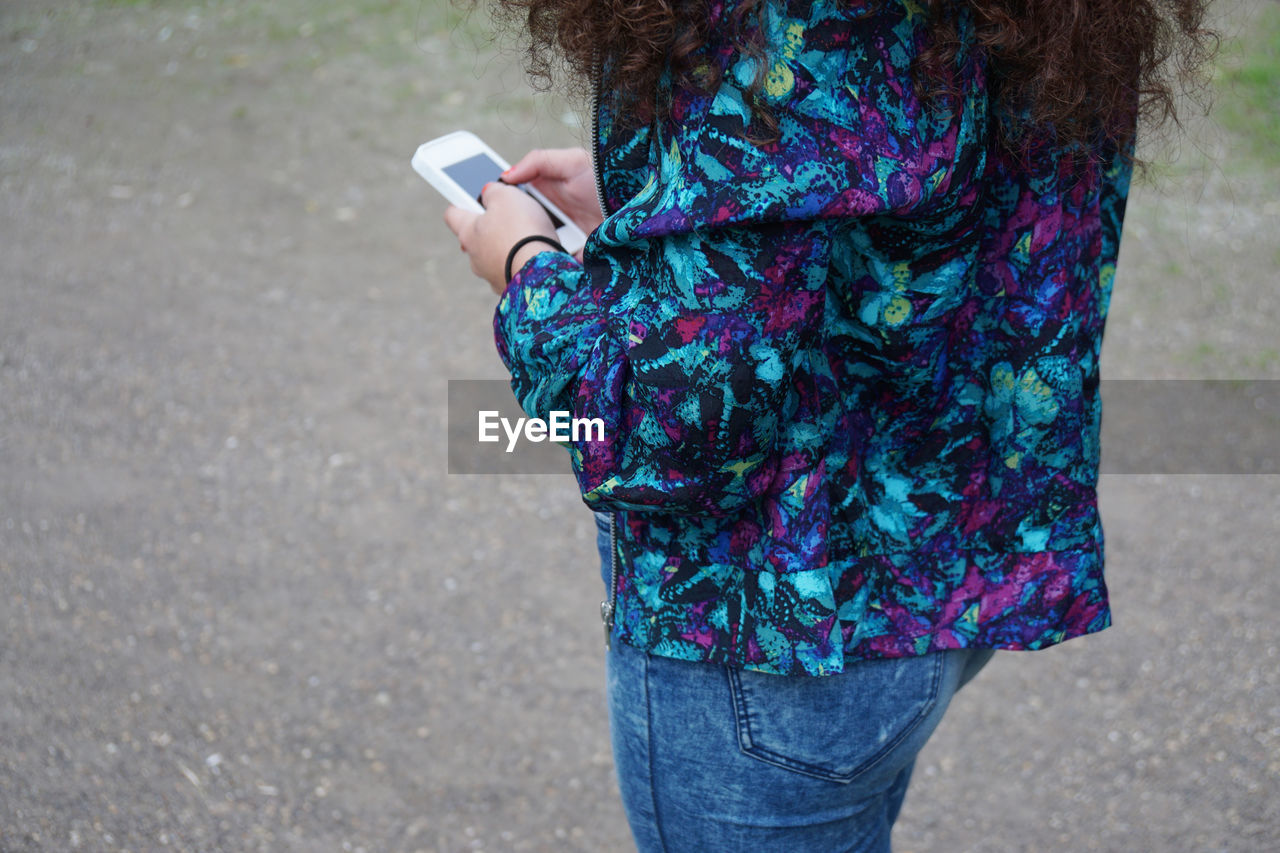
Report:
1,1,1276,851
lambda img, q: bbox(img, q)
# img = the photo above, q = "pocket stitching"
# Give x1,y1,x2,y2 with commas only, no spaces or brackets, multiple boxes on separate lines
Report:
728,655,945,784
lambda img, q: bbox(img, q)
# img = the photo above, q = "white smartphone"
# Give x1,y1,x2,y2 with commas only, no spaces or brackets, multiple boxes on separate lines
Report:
411,130,587,255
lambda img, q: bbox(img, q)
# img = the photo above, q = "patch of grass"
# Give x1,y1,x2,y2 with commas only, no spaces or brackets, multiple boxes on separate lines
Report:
240,0,492,70
1185,339,1221,370
1214,1,1280,167
1250,347,1280,372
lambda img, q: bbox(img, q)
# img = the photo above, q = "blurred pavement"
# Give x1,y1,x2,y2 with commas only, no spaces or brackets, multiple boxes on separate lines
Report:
1,1,1276,850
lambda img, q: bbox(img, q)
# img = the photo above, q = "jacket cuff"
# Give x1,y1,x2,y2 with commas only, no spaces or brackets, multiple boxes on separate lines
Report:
497,248,583,305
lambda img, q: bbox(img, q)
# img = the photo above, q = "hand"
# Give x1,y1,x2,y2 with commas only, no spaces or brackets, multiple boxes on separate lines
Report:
444,182,558,295
502,148,604,236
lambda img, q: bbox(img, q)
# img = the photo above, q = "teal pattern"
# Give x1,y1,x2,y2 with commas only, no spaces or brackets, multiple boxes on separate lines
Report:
494,0,1130,675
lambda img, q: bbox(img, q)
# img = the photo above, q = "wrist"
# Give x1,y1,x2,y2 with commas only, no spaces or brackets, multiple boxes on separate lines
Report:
504,234,566,285
510,241,552,278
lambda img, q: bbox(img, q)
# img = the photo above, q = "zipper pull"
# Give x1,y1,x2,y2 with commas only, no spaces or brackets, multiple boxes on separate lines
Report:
600,600,614,650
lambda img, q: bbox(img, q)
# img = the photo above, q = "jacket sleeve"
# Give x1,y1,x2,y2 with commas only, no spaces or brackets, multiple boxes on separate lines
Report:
493,0,985,516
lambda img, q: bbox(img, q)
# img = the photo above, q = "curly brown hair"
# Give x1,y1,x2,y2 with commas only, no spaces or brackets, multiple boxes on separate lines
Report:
487,0,1217,162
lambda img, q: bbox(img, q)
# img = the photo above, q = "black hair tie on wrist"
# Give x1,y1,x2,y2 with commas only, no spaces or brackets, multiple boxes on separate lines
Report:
505,235,567,285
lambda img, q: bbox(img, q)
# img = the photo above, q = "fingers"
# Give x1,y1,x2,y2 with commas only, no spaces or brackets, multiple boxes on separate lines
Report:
480,182,553,232
501,149,551,185
479,180,521,208
443,204,477,247
503,147,588,184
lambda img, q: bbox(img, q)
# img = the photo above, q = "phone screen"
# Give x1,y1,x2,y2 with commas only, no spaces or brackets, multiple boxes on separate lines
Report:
442,153,566,229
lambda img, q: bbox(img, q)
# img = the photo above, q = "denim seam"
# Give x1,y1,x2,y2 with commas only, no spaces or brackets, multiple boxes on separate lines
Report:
727,665,753,750
727,655,946,784
643,651,669,853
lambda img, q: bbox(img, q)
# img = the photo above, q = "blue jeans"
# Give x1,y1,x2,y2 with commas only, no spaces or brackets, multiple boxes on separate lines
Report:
594,512,993,852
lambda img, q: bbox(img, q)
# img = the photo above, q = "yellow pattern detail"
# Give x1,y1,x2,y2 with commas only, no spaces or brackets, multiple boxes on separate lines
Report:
765,64,795,99
786,474,808,501
1018,369,1054,411
992,363,1014,393
883,294,912,326
764,22,805,99
891,260,912,291
1100,262,1116,293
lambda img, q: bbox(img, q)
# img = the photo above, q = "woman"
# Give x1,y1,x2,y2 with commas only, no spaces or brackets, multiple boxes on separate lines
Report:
444,0,1213,848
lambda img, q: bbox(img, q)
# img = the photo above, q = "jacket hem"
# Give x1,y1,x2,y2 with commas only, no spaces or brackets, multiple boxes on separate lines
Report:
609,544,1110,676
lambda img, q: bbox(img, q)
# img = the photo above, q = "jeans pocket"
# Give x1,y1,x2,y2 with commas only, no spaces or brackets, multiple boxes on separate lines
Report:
727,653,946,785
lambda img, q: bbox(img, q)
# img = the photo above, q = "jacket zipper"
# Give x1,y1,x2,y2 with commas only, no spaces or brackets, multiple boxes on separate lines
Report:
601,514,618,649
590,53,610,223
590,57,619,650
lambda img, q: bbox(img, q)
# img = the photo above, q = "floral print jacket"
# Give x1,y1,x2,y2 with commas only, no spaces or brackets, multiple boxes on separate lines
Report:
493,0,1131,675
